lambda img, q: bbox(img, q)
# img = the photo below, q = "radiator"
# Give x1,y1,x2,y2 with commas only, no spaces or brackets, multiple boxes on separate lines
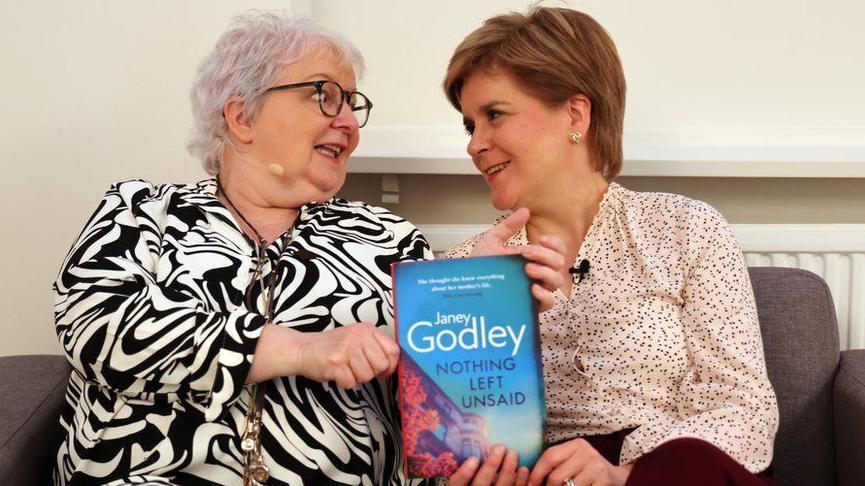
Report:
418,224,865,350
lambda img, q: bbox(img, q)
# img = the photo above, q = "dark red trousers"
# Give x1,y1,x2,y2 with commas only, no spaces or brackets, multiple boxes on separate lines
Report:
580,429,775,486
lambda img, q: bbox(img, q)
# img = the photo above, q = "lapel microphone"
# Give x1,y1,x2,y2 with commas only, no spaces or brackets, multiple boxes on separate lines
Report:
568,259,591,283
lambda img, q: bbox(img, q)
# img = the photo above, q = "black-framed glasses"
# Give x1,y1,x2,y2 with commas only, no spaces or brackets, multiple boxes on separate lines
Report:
265,80,373,128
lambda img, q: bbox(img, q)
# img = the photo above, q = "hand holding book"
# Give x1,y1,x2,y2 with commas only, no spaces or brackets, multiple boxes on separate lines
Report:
447,444,529,486
469,208,567,312
290,323,400,389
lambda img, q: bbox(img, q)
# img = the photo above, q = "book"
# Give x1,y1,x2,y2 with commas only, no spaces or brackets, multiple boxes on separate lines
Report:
392,255,546,478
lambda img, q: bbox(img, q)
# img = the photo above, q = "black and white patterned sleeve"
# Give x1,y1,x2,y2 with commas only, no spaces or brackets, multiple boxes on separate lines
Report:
370,204,434,263
53,180,266,420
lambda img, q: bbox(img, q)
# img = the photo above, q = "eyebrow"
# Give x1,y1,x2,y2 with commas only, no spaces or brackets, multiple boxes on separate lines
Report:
303,72,357,91
481,100,510,110
463,100,511,124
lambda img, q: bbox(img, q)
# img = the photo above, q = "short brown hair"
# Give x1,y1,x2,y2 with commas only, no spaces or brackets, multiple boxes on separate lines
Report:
443,6,626,179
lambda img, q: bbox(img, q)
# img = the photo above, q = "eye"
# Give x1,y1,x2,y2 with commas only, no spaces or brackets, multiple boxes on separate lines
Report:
312,90,329,103
486,109,503,121
463,121,475,136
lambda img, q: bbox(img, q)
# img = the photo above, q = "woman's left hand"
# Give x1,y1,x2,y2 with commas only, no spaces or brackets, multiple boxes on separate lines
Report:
527,438,633,486
470,208,566,312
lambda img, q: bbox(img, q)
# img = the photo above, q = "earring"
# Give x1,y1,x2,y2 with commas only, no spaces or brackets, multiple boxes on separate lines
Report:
569,131,582,144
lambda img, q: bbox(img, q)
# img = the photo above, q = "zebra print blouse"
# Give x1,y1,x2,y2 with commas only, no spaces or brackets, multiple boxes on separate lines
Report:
52,178,432,485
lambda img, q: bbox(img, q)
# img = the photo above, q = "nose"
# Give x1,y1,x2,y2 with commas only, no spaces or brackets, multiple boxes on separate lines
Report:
467,127,489,159
332,99,360,133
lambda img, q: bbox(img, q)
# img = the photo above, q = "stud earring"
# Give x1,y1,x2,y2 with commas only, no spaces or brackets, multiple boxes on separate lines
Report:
569,131,582,144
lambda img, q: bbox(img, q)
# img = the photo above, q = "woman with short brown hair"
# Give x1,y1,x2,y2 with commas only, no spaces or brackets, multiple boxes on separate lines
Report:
442,6,778,486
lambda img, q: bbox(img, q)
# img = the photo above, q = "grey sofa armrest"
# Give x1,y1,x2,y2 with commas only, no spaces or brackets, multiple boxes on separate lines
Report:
835,349,865,486
0,355,71,485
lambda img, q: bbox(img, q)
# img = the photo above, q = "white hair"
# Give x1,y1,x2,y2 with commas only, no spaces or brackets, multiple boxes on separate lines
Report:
187,11,365,175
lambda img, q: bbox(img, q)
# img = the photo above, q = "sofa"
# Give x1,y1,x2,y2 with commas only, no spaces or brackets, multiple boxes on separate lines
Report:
1,267,864,485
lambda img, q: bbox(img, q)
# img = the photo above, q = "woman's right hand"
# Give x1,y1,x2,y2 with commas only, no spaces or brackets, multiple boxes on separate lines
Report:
470,208,566,312
247,322,400,387
448,445,529,486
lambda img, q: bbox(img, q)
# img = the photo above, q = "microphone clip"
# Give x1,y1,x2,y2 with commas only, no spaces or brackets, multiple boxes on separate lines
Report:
568,259,591,283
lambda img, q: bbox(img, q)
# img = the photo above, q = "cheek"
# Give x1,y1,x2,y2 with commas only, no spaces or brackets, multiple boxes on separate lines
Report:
347,131,360,153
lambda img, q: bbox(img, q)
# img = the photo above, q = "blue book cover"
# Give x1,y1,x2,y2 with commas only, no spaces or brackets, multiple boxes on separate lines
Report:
392,255,546,478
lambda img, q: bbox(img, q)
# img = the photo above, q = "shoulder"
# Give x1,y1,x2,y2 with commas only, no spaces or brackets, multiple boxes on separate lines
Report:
325,198,431,251
327,198,415,229
613,183,727,229
93,179,215,231
104,179,200,207
443,232,487,259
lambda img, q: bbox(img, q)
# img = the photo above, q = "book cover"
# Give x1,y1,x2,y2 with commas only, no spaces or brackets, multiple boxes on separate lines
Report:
393,255,546,478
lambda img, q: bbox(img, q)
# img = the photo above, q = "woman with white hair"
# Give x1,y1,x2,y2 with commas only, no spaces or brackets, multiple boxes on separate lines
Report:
51,11,563,486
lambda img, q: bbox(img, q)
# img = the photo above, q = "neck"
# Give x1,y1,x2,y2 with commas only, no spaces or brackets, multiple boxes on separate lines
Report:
217,162,298,245
525,172,609,263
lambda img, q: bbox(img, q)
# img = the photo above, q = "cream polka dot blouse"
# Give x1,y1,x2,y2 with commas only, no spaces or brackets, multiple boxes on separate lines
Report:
444,182,779,473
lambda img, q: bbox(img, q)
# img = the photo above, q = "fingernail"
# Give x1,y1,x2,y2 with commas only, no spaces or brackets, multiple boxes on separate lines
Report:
467,456,480,468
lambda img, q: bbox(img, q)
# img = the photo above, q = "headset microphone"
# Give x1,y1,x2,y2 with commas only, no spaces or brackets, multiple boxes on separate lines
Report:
267,164,285,176
222,136,285,177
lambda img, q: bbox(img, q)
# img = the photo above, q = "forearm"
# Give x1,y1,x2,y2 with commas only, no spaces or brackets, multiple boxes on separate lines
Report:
246,323,306,383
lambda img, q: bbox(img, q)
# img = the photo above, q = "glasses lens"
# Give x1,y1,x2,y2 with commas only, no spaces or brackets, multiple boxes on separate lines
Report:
319,81,343,117
349,92,371,128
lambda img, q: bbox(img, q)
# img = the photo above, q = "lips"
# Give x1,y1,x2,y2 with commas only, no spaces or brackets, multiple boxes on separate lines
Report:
314,143,344,159
483,161,510,180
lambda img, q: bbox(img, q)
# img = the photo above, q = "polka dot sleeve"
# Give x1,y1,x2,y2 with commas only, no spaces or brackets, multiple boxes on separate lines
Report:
619,200,779,472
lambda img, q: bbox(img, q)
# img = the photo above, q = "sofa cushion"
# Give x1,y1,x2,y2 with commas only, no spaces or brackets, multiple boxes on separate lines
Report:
834,349,865,486
749,267,839,486
0,354,71,485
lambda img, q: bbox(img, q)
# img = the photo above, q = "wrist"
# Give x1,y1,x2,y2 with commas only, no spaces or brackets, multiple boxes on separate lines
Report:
614,463,634,484
280,326,306,377
249,324,304,383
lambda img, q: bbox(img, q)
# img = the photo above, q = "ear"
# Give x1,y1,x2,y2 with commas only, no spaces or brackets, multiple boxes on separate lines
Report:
223,97,254,145
566,94,592,136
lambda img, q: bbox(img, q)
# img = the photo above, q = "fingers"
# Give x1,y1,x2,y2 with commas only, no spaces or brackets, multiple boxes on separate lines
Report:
472,445,507,485
529,439,608,486
521,239,566,274
545,455,584,486
332,366,357,389
370,326,401,375
347,347,375,386
448,457,481,486
538,235,567,260
493,449,520,486
319,323,401,389
531,283,556,313
350,324,401,387
525,262,564,292
549,453,602,486
487,208,530,243
515,466,530,486
471,208,531,258
527,441,580,486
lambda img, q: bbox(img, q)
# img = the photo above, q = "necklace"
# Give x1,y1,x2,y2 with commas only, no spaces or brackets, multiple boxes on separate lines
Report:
216,177,268,248
216,176,273,485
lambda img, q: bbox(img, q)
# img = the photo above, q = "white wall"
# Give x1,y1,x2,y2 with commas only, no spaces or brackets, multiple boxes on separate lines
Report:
1,0,863,356
0,1,293,356
310,0,865,151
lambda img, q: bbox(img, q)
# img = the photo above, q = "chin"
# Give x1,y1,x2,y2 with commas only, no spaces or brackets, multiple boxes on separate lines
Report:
311,173,345,196
490,194,517,212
